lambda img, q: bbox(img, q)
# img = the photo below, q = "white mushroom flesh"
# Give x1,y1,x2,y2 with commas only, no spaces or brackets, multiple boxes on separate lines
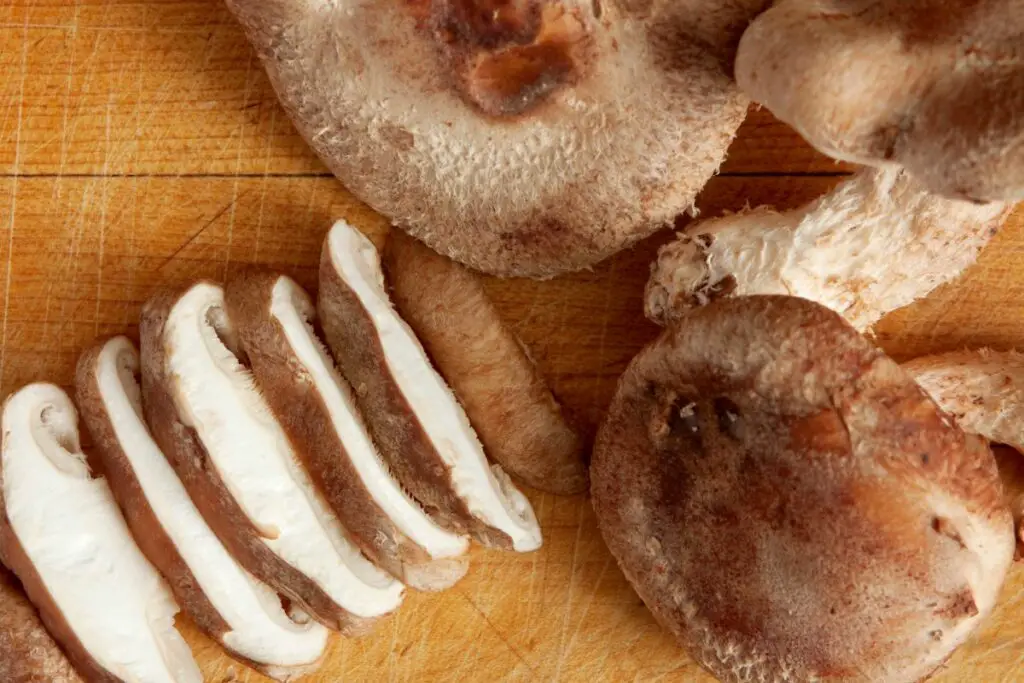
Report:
1,383,201,683
164,283,404,618
94,336,329,666
327,222,542,551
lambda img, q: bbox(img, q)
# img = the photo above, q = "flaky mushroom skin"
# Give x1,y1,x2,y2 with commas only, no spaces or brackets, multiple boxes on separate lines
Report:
224,0,769,277
224,270,468,590
318,241,515,549
139,287,374,635
645,168,1009,330
383,231,587,494
736,0,1024,202
0,567,82,683
592,296,1014,683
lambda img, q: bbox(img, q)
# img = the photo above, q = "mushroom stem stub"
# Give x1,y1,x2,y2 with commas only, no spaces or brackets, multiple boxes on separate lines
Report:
0,383,201,683
318,220,542,552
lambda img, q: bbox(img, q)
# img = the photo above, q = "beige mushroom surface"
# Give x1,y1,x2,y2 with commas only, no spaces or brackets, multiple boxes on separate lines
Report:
0,566,82,683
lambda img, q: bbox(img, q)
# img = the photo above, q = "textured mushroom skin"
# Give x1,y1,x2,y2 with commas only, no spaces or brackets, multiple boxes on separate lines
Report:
225,270,468,590
645,168,1009,330
224,0,769,277
592,296,1014,683
139,287,375,635
383,231,588,494
736,0,1024,202
0,567,82,683
317,245,514,548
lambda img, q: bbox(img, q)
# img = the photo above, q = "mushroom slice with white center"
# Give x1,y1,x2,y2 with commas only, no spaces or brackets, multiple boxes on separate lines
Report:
140,282,404,634
318,221,542,551
645,167,1010,331
75,336,329,679
224,272,470,591
0,566,82,683
0,383,201,683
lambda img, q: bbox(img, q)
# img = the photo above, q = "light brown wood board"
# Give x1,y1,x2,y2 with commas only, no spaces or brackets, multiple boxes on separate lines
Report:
0,2,1022,682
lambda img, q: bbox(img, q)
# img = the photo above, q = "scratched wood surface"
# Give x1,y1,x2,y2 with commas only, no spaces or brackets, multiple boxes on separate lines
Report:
2,2,1024,682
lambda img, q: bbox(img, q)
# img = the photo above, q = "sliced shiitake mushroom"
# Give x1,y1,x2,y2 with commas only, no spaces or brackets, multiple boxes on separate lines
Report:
224,0,771,277
0,383,201,683
592,296,1014,683
383,231,587,495
318,220,542,551
75,336,329,680
645,168,1009,330
0,566,82,683
224,271,471,591
140,282,404,634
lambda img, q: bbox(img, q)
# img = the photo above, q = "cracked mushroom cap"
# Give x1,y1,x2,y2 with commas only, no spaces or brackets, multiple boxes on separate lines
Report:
224,271,470,591
735,0,1024,202
224,0,770,277
0,384,201,683
645,167,1009,330
592,296,1015,683
140,282,404,634
0,566,81,683
75,336,329,680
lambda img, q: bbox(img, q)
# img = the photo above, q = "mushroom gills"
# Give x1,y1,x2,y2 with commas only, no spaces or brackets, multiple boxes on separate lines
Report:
319,220,542,551
0,383,201,683
77,336,329,677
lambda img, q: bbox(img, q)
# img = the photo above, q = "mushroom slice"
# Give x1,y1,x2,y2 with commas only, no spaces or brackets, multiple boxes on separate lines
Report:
224,271,470,591
383,231,588,495
0,383,201,683
645,167,1009,330
318,221,542,551
0,566,82,683
140,282,404,634
223,0,771,277
75,336,329,679
592,296,1014,683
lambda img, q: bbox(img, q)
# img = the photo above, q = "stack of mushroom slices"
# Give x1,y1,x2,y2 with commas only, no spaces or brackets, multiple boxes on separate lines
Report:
0,220,588,682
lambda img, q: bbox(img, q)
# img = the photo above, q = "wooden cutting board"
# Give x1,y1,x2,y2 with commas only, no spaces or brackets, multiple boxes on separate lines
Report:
2,2,1023,681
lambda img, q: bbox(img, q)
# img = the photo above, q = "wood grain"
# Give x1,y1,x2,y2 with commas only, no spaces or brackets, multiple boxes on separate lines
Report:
0,2,1019,682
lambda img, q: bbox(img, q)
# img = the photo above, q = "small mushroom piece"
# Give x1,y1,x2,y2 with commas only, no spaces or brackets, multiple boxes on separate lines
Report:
383,231,588,495
592,296,1014,683
224,271,470,591
318,221,542,551
735,0,1024,203
223,0,771,277
75,336,329,680
140,282,404,634
0,566,82,683
0,383,201,683
645,167,1009,330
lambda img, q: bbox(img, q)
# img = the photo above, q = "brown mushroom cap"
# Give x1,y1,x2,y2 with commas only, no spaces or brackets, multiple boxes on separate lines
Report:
592,296,1015,683
225,0,770,277
0,567,82,683
735,0,1024,203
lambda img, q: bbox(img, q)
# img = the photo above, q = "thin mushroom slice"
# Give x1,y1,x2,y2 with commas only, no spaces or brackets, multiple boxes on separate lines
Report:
383,231,588,495
645,167,1009,330
140,282,404,634
224,0,770,277
224,271,470,591
592,296,1014,683
75,336,329,680
0,566,82,683
0,383,201,683
318,221,542,551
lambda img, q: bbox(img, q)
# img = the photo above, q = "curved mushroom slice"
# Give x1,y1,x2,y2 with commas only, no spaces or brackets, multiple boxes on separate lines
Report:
75,336,329,679
0,383,201,683
224,272,470,591
318,221,542,551
592,296,1015,683
140,282,404,634
645,167,1009,330
383,231,588,495
0,566,82,683
224,0,770,277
